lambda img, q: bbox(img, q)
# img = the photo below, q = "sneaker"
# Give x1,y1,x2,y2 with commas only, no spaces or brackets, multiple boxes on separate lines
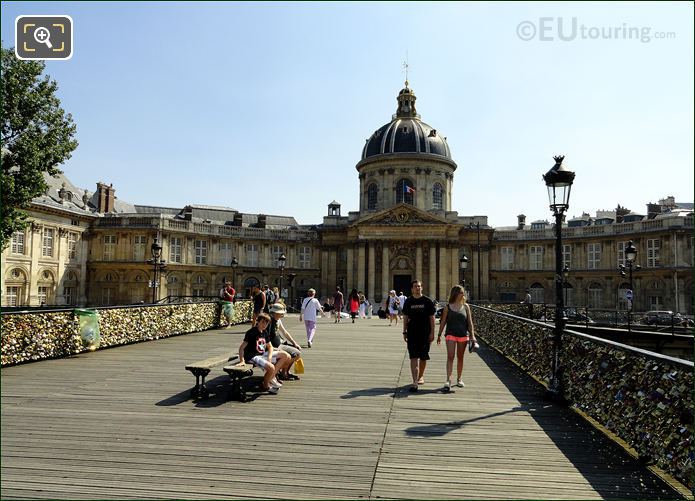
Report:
307,341,312,348
271,378,282,387
268,386,279,395
443,381,451,392
284,373,300,381
457,379,465,388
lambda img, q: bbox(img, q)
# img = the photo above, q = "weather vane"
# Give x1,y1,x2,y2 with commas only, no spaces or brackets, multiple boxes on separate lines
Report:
403,54,409,86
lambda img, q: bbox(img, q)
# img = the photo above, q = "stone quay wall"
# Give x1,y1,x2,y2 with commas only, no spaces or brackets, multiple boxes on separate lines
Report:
1,300,252,367
471,304,693,492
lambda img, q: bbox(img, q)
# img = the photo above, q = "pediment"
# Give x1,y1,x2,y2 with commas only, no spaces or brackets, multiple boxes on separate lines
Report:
354,204,448,226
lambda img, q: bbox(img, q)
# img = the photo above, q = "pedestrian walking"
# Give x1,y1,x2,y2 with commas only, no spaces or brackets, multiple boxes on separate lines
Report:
333,286,344,323
251,284,266,327
397,291,407,320
300,288,325,348
386,290,400,326
358,291,367,318
349,289,360,323
437,285,478,391
402,280,436,392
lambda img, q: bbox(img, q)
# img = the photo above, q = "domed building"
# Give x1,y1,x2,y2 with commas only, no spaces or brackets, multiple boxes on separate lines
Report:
318,83,491,303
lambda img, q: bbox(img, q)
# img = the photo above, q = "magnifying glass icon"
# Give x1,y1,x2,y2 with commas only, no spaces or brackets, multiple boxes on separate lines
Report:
34,27,53,49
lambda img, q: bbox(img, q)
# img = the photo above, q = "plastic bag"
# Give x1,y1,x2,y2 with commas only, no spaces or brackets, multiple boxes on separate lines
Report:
222,301,234,318
74,308,100,351
293,357,305,374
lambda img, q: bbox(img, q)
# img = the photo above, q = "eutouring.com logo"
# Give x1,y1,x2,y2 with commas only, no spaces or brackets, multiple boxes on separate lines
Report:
516,17,676,43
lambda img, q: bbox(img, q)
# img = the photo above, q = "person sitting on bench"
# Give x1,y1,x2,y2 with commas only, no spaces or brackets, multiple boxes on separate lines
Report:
268,303,302,380
236,313,290,394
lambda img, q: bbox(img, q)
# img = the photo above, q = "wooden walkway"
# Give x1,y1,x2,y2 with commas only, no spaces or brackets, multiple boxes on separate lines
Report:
0,315,683,500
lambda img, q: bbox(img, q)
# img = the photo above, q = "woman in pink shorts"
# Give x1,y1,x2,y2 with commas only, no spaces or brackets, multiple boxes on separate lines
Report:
436,285,477,392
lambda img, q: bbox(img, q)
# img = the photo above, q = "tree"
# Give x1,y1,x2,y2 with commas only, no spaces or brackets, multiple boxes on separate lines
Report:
1,45,78,250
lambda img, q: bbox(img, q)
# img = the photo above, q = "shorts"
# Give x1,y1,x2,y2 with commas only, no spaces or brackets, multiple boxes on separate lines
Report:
445,333,469,343
407,335,431,360
280,344,301,358
388,308,399,316
249,351,285,370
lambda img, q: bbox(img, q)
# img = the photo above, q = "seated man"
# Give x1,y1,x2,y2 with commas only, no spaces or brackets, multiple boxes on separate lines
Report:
236,313,289,394
268,303,302,380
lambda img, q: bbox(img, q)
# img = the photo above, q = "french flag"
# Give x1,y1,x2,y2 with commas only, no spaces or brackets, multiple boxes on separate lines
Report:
404,185,416,194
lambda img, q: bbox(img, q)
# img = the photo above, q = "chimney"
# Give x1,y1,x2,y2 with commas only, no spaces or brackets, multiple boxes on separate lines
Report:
517,214,526,230
233,213,243,226
257,214,267,228
96,182,116,213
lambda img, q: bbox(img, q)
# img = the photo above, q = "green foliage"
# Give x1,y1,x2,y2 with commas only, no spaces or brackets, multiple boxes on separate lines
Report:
1,45,78,250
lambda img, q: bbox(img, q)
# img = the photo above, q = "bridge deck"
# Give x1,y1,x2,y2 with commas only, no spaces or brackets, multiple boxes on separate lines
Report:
0,315,682,500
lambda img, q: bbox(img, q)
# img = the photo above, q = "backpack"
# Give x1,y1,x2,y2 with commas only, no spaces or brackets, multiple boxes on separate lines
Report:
219,287,226,299
265,289,275,305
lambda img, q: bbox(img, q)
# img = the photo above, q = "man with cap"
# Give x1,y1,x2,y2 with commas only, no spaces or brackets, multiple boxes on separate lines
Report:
268,303,302,380
300,288,324,348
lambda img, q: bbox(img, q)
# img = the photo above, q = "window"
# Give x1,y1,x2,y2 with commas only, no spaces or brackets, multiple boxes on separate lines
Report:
529,246,543,270
367,183,378,211
563,283,574,307
192,275,207,296
11,232,25,254
38,286,49,305
587,243,601,269
42,228,55,257
219,242,233,266
299,246,311,269
195,240,207,264
246,244,259,267
67,232,78,260
500,247,514,270
617,241,626,268
5,286,21,307
271,245,285,266
395,178,414,205
102,288,115,306
167,276,180,297
647,239,660,267
169,237,182,263
133,235,147,261
649,296,664,310
64,287,74,306
617,283,631,310
432,183,443,210
587,282,603,308
562,244,571,268
529,283,544,304
104,235,117,260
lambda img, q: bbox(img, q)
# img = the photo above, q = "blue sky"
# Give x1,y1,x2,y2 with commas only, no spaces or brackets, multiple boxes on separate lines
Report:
2,1,693,226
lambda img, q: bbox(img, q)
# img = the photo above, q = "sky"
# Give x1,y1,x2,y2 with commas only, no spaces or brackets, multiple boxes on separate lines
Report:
2,1,693,227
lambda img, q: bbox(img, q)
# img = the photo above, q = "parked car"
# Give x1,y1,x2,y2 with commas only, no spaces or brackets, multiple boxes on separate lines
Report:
564,308,594,324
644,310,681,326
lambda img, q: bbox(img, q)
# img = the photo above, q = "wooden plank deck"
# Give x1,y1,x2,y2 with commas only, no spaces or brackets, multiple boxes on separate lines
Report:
1,315,683,500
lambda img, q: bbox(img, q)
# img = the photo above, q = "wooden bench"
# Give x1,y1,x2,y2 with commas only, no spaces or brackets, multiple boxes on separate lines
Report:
185,353,238,399
222,363,254,402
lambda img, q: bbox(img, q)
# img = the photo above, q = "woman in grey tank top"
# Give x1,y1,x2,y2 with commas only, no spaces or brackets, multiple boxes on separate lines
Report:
437,285,477,391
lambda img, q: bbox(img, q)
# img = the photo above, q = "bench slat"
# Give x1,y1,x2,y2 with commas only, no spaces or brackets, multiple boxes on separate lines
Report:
185,353,237,371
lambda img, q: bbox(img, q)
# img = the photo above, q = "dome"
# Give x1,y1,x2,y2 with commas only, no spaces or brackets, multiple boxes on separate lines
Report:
361,84,452,160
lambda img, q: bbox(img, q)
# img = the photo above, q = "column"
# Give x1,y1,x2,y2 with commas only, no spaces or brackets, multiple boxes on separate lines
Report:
381,243,390,299
438,245,449,301
450,246,458,291
357,243,366,292
78,235,88,305
429,243,437,298
415,244,423,282
321,248,329,297
328,248,337,292
346,246,354,291
368,242,376,301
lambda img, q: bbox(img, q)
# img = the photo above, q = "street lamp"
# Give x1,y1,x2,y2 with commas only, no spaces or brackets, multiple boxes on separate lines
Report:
619,240,641,333
147,238,167,303
459,254,469,289
230,256,238,298
562,264,570,310
468,222,481,300
543,155,575,401
278,253,287,301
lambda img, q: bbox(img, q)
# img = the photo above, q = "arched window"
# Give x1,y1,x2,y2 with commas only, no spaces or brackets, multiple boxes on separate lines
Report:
617,282,631,310
396,179,414,205
367,183,378,211
563,282,574,307
529,282,544,304
432,183,443,210
587,282,603,309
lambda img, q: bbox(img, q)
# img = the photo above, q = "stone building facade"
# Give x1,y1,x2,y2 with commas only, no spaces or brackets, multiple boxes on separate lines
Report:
2,84,692,313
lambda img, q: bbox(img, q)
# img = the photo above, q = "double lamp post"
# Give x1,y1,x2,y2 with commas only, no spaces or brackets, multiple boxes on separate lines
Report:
619,240,640,332
147,239,167,303
543,155,575,401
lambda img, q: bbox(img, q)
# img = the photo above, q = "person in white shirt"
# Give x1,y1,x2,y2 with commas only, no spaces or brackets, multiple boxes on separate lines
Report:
397,291,407,320
299,288,325,348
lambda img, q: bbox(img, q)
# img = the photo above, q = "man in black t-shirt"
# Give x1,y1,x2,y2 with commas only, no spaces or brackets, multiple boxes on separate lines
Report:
402,280,436,392
251,285,266,327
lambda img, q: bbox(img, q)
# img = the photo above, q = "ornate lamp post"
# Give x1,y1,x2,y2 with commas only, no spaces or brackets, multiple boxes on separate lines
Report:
459,254,469,290
468,222,481,300
278,253,287,301
543,155,575,400
562,264,570,309
147,239,166,304
230,256,239,297
619,240,640,333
